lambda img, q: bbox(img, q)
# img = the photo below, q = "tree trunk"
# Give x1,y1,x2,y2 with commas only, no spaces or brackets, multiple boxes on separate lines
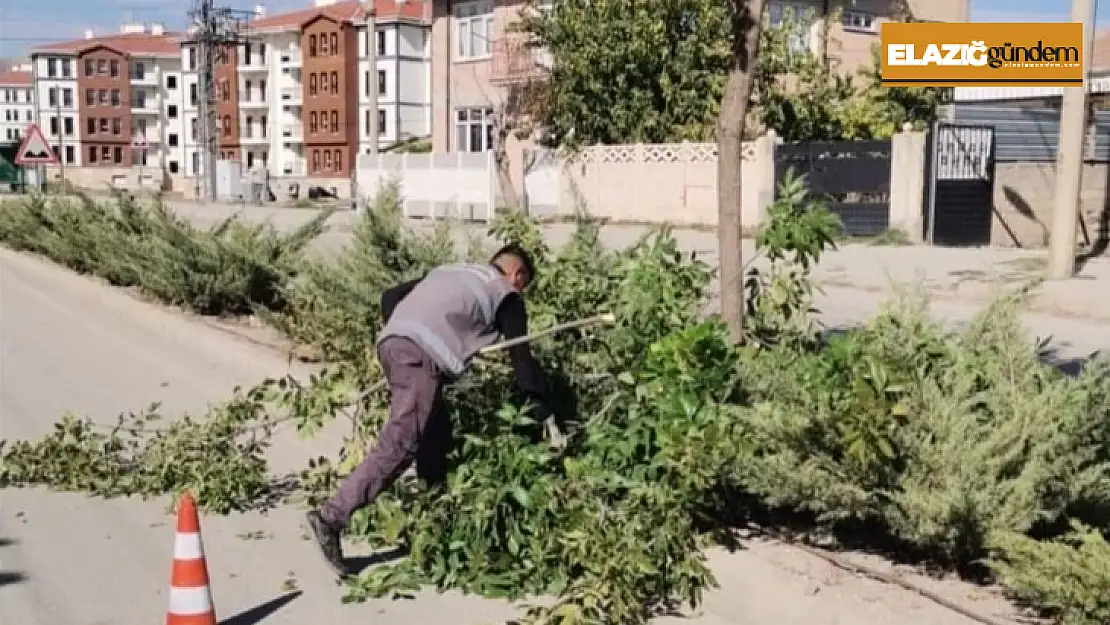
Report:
718,0,766,343
491,106,523,212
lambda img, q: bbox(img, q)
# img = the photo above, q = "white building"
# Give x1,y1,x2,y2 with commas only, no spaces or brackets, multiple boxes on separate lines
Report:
0,64,35,146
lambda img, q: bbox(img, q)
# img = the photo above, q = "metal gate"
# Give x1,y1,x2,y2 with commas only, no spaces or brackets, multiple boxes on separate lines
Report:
774,140,892,237
924,123,996,246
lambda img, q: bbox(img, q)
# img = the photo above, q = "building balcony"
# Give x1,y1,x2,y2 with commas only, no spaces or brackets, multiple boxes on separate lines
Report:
238,61,268,73
281,161,306,176
281,123,303,141
130,101,160,115
490,38,552,85
280,51,302,67
130,71,158,85
240,132,269,145
280,87,301,104
239,95,269,108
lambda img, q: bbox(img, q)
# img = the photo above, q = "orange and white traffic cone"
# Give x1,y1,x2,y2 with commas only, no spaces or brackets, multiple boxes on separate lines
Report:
166,492,217,625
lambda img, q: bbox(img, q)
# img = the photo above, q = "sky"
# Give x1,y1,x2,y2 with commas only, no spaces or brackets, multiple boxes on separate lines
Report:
0,0,1105,59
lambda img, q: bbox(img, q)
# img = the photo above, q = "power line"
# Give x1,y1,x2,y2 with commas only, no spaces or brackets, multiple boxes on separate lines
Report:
183,0,253,201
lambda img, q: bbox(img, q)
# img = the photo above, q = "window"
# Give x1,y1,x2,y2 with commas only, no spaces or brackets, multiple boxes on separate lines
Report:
63,117,73,136
260,115,267,137
186,47,197,71
377,70,386,95
169,160,180,173
309,73,318,96
168,104,178,119
84,59,94,76
110,60,119,77
245,79,253,101
335,149,342,172
169,133,179,147
110,89,120,106
190,118,198,140
192,151,200,174
323,150,332,170
99,118,109,133
330,33,338,54
309,35,317,57
48,88,57,107
97,59,107,74
311,149,320,172
330,71,338,93
101,146,110,161
244,43,252,66
99,89,108,106
87,118,96,134
841,11,876,33
114,147,123,164
85,89,95,106
259,79,266,101
133,91,146,109
190,83,198,106
167,75,177,89
454,1,494,61
220,80,230,101
222,115,231,135
377,31,386,56
245,116,253,137
62,89,72,108
132,62,146,80
310,111,318,133
112,118,121,135
88,146,98,163
47,58,57,77
767,2,813,52
247,151,254,168
65,146,74,164
330,110,338,133
454,107,493,152
378,109,386,135
61,59,71,77
49,116,58,135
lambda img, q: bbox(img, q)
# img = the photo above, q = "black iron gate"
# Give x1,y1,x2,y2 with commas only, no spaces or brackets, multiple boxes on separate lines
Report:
774,140,892,237
924,123,996,246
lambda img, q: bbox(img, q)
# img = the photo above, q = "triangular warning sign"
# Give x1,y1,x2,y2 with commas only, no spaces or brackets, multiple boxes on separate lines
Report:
14,124,58,166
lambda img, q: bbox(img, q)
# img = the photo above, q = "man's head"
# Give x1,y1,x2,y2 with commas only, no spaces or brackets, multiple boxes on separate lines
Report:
490,244,536,292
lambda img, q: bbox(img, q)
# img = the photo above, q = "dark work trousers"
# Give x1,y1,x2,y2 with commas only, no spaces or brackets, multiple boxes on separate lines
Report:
321,336,451,528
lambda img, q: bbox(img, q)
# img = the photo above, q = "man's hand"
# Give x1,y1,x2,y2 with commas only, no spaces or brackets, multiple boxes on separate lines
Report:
543,416,567,451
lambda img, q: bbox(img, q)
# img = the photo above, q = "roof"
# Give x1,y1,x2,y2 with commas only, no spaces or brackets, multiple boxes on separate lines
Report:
0,70,32,86
250,0,428,32
32,32,183,57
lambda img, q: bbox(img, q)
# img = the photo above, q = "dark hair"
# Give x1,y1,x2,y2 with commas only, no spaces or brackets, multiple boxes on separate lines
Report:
491,243,536,283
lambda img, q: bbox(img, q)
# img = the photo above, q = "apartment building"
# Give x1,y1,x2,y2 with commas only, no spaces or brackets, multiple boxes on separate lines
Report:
30,24,181,184
0,65,34,146
429,0,970,164
179,0,430,184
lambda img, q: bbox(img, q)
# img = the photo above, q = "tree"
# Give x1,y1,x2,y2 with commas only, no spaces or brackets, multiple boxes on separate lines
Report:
717,0,766,342
520,0,731,149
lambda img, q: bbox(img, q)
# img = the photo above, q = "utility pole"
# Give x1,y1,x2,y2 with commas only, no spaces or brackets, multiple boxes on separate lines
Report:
1048,0,1097,278
186,0,253,201
54,90,66,191
352,3,378,211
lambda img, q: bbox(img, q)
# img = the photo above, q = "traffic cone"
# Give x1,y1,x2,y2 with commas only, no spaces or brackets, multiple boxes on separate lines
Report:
166,492,217,625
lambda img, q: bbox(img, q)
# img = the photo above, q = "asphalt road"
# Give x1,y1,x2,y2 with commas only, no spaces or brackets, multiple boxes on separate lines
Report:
1,245,1100,625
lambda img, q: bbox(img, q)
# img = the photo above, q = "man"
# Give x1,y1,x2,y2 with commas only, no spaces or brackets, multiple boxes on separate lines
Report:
305,244,557,576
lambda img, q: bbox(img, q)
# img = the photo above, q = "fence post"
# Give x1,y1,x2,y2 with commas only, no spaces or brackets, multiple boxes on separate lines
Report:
889,122,926,243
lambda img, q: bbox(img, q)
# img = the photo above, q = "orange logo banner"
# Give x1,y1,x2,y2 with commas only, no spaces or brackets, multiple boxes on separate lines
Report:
880,22,1084,87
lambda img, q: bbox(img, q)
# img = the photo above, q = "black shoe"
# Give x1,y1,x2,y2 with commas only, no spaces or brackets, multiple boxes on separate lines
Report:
305,510,348,577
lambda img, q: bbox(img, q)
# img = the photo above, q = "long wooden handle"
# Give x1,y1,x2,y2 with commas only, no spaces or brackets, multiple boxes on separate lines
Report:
479,313,616,354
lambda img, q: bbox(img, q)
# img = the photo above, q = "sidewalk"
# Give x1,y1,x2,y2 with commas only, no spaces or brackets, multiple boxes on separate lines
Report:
164,201,1110,323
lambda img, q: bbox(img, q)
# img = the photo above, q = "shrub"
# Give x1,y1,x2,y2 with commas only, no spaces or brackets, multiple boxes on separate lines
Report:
0,192,327,315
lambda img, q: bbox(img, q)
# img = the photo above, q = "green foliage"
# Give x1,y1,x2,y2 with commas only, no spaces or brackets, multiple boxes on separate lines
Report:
751,10,943,141
520,0,731,148
989,523,1110,625
3,177,1110,625
522,3,939,145
0,193,327,315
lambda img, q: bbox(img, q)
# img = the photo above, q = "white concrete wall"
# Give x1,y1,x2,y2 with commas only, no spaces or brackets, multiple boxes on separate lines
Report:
0,84,36,144
34,54,80,165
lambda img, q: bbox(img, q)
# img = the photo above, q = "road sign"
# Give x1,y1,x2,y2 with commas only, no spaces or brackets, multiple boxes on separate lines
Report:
14,124,57,166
